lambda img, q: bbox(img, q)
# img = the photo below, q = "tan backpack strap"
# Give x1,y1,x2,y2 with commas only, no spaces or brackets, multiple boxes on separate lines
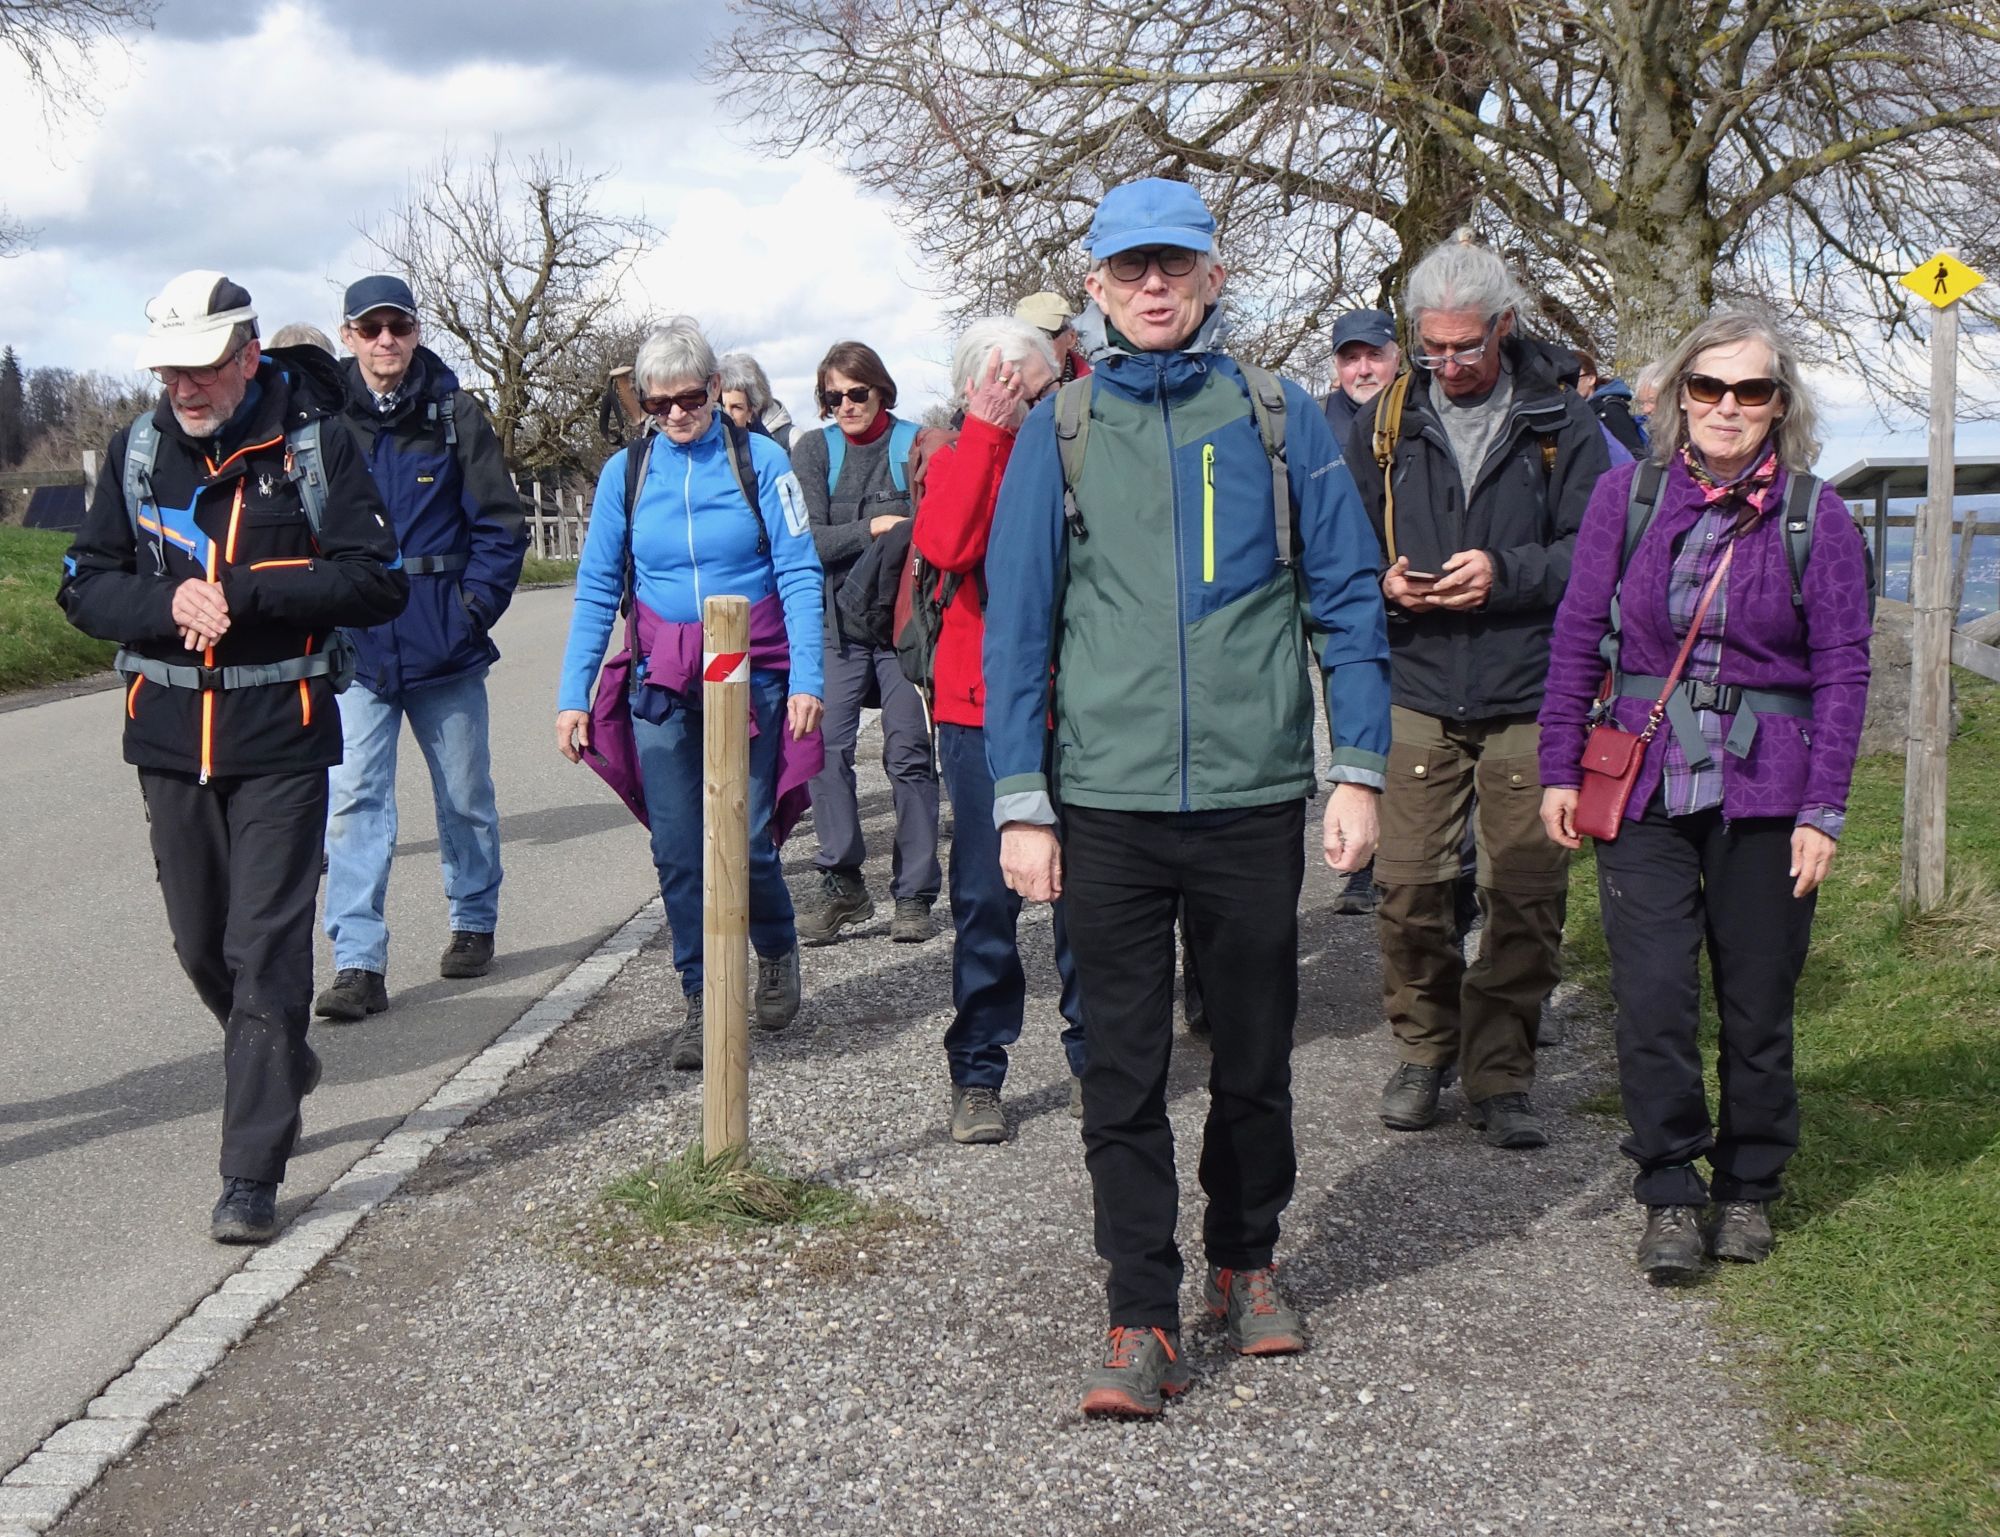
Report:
1371,370,1412,565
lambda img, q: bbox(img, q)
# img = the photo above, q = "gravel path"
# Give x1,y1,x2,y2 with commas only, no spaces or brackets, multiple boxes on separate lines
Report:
51,758,1843,1537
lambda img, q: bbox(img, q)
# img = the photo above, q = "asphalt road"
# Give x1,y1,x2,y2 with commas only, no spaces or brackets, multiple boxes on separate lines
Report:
0,585,659,1474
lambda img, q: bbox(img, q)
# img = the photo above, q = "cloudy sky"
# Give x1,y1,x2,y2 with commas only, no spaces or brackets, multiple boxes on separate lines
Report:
0,0,1993,472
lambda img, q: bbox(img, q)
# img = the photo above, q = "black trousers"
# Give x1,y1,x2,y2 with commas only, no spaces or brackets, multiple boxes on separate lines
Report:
1063,801,1305,1328
139,767,327,1184
1593,800,1815,1206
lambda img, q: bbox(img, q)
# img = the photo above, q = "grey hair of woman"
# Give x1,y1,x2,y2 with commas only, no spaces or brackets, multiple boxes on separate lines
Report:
718,351,775,414
1403,238,1528,325
269,322,334,355
634,317,718,393
949,317,1059,405
1647,308,1822,473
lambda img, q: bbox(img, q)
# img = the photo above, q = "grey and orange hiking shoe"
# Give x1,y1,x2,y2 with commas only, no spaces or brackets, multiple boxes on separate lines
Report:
796,869,874,945
1205,1264,1306,1356
1079,1326,1190,1418
1710,1200,1774,1264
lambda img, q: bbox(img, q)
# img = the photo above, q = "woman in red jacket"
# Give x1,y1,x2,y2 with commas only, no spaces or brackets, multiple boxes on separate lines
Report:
912,316,1085,1146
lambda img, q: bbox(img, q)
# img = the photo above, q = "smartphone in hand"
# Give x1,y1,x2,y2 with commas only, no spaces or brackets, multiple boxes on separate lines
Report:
1401,570,1440,588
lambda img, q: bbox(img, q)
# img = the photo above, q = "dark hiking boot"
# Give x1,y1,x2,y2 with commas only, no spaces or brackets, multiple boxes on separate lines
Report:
314,968,387,1022
1469,1092,1549,1150
1710,1200,1775,1264
754,947,802,1032
949,1084,1007,1145
1079,1326,1190,1418
890,897,935,943
1205,1264,1307,1356
210,1177,280,1244
1637,1204,1707,1284
1379,1062,1444,1130
301,1046,322,1098
796,870,874,945
1334,862,1380,915
1069,1074,1084,1120
440,930,495,979
670,995,704,1072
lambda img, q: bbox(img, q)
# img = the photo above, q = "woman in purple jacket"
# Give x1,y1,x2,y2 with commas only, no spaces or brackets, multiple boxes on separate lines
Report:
1536,310,1872,1285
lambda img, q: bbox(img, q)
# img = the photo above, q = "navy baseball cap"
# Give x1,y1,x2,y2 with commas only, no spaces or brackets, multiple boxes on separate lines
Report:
1332,308,1396,353
1086,179,1216,260
342,275,418,321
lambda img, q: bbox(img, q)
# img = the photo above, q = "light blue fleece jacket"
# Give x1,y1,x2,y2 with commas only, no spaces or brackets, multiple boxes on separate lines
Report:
557,415,825,710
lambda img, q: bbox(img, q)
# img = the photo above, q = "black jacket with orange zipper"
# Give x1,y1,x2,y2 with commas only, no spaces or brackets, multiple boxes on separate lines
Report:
59,346,409,780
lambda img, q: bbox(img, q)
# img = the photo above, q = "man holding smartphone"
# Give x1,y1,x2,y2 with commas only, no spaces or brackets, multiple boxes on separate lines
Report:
1347,238,1609,1150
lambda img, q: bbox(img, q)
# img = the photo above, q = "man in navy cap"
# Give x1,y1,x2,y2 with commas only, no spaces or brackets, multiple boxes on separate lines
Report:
1321,306,1400,450
983,178,1391,1417
314,275,527,1022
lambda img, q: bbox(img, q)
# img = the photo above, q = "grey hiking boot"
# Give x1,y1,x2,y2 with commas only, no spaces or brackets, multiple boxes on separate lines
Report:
949,1084,1007,1145
753,946,802,1032
1710,1200,1775,1264
314,968,387,1022
1469,1091,1549,1149
796,869,874,945
1379,1061,1444,1130
1079,1326,1190,1418
669,994,704,1072
1205,1264,1306,1356
1637,1204,1706,1284
890,896,935,943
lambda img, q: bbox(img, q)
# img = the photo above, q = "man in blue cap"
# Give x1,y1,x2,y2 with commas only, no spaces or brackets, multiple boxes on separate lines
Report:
1321,306,1400,451
314,275,527,1022
983,178,1392,1417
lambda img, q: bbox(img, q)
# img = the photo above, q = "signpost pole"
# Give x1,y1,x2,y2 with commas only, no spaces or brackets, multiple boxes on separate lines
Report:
701,595,752,1157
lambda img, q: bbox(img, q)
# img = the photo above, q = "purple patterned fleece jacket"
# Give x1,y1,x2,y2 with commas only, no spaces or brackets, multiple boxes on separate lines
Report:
1538,458,1873,827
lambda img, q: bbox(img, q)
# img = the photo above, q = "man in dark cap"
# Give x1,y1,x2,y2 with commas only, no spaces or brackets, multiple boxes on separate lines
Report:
1321,306,1400,450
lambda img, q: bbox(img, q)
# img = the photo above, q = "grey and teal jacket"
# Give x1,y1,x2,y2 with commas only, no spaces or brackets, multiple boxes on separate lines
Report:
982,305,1391,828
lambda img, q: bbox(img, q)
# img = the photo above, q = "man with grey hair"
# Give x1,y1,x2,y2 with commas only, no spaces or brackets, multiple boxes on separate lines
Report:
1346,236,1610,1151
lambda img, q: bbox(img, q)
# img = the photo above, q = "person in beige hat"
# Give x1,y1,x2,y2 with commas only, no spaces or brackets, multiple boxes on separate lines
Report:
1014,291,1090,382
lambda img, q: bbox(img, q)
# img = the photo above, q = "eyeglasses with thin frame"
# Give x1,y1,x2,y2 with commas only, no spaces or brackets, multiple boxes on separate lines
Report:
642,385,712,416
1411,318,1500,372
1683,373,1781,408
820,385,875,408
1103,247,1200,284
152,346,247,389
350,316,417,341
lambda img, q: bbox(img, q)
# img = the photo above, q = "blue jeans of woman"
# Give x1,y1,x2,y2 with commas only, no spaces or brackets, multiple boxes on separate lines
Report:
633,671,796,997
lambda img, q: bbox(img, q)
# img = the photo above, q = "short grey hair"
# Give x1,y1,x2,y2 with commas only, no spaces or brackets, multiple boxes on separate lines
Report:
1648,308,1822,473
718,351,774,413
1404,238,1527,326
269,322,334,354
1633,360,1668,400
949,317,1059,402
634,317,717,393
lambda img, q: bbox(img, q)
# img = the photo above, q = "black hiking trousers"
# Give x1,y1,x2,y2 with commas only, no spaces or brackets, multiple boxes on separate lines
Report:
139,767,326,1185
1062,801,1304,1328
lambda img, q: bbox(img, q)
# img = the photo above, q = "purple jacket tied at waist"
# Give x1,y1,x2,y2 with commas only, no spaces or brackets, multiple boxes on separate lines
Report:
586,591,823,843
1538,458,1872,826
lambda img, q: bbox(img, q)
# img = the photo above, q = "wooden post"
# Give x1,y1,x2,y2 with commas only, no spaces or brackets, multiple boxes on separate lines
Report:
701,594,752,1157
1903,282,1957,912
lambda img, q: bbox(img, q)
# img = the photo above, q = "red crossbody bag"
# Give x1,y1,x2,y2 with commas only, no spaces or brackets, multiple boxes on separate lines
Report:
1574,545,1734,842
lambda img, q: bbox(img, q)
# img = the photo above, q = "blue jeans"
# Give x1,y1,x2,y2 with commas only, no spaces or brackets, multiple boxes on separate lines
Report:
937,723,1086,1088
635,672,796,997
324,672,502,972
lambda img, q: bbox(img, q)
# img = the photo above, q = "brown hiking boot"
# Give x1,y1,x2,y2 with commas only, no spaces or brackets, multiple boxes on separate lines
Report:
1079,1326,1190,1418
1710,1200,1775,1264
796,869,874,945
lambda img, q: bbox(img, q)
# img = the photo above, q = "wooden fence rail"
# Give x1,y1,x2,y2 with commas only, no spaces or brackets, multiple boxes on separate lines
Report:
516,477,590,561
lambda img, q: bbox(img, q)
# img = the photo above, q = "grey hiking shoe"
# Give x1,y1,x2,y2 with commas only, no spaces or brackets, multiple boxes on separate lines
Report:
1710,1200,1775,1264
890,896,935,943
314,968,387,1022
950,1084,1007,1145
210,1177,279,1244
1069,1074,1084,1120
1380,1061,1444,1130
753,946,802,1032
669,994,704,1072
796,869,874,945
1079,1326,1190,1418
1204,1264,1306,1356
1637,1204,1706,1284
1470,1091,1549,1149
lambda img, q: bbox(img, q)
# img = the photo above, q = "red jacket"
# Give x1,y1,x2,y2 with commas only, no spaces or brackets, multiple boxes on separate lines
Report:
910,413,1018,728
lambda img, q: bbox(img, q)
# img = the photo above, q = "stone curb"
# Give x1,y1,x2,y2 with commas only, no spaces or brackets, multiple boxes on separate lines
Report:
0,897,666,1533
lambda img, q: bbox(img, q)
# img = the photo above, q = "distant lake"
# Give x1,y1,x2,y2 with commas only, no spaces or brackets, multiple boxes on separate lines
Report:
1849,501,1998,625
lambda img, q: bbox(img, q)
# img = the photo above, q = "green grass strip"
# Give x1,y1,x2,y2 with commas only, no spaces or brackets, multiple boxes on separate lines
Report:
0,526,117,694
603,1142,868,1235
1565,677,2000,1537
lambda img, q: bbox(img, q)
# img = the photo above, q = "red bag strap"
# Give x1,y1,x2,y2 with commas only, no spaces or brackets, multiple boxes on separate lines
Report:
1628,543,1735,742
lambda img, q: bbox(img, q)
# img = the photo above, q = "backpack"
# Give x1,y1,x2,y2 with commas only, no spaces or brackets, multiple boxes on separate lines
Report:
622,415,767,555
1370,369,1558,564
822,417,920,499
889,426,968,696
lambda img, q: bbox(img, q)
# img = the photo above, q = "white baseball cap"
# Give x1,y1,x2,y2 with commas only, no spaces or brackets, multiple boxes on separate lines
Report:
135,271,258,370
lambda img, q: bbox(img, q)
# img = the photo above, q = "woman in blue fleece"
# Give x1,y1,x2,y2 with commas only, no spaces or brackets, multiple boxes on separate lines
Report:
556,318,825,1068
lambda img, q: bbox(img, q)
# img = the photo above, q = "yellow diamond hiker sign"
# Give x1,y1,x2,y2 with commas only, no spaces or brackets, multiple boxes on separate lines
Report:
1901,252,1986,309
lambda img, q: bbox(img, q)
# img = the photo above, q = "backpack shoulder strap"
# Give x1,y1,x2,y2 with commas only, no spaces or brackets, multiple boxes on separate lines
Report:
1236,362,1294,567
1603,458,1667,671
1053,377,1093,542
888,417,919,495
822,422,846,495
1780,470,1822,612
1540,433,1559,477
123,412,160,534
721,417,771,556
436,391,457,447
1371,371,1412,564
284,419,329,543
618,437,653,617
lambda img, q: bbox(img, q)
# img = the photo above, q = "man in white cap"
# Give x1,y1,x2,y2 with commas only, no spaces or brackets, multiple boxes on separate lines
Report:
59,271,408,1243
1014,291,1090,382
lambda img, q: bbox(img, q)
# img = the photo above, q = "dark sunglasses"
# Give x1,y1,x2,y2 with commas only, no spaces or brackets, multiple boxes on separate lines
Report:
1684,373,1780,407
641,386,711,416
350,316,417,341
820,385,875,407
1104,246,1200,283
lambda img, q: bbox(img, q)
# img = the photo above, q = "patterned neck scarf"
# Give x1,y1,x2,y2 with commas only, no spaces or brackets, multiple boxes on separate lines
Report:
1682,441,1778,533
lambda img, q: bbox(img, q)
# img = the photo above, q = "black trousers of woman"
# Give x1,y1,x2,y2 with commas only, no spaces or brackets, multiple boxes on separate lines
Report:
1593,798,1817,1207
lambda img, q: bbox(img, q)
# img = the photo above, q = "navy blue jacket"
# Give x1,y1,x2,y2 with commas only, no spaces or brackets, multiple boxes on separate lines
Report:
337,349,527,695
